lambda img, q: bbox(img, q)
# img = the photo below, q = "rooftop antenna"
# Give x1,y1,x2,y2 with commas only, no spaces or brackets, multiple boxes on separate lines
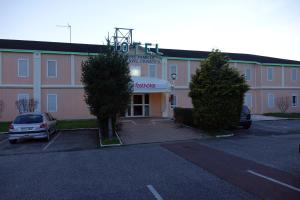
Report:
56,23,71,43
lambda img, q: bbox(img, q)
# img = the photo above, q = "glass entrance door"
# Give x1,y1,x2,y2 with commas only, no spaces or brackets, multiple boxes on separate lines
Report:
127,94,150,117
133,95,143,116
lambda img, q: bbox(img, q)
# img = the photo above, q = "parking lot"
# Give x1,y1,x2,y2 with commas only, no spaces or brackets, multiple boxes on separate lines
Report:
0,119,299,199
0,130,99,156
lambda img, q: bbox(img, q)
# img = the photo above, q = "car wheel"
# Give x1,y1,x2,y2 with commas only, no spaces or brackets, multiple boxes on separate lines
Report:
9,139,17,144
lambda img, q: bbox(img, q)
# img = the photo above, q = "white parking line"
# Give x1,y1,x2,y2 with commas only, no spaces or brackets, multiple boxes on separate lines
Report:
43,132,61,151
147,185,164,200
247,170,300,192
0,138,8,145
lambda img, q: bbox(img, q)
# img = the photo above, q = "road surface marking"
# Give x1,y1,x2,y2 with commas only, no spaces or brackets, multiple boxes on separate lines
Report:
0,138,8,145
215,134,234,138
43,132,61,151
247,170,300,192
147,185,163,200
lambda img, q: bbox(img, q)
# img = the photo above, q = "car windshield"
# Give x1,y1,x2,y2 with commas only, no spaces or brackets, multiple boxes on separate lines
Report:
13,114,43,124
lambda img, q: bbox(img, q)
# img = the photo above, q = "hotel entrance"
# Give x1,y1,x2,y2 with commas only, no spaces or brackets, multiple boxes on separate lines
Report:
126,94,150,117
123,76,171,118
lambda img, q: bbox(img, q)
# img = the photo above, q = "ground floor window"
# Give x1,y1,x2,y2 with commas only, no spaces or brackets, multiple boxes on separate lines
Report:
292,95,298,107
244,93,252,108
17,93,30,113
126,94,149,117
47,94,57,112
267,94,274,108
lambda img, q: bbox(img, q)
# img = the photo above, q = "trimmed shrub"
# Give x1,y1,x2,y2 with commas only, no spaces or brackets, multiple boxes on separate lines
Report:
174,107,194,126
189,50,249,131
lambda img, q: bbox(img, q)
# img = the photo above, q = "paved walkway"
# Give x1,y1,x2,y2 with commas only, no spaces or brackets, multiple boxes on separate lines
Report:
118,118,204,145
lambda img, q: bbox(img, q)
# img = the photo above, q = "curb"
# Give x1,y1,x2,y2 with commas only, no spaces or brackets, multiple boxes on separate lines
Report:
59,128,98,132
99,129,123,147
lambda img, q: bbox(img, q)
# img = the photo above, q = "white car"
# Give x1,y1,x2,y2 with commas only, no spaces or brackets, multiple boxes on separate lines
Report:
8,112,57,144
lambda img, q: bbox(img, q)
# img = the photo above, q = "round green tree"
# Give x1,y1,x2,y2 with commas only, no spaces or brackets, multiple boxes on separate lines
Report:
81,41,133,138
189,50,249,131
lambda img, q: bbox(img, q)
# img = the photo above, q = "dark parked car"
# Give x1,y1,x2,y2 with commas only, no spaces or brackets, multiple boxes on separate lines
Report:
240,105,252,129
8,112,57,144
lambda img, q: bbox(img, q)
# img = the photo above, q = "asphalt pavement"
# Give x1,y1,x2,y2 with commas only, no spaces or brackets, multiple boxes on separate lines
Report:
0,120,299,199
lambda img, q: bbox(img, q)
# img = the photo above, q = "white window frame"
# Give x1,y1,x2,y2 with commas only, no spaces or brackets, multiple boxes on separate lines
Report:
291,68,297,81
244,93,252,108
267,67,273,81
47,94,57,112
18,58,29,78
169,64,178,80
47,60,57,78
245,68,251,81
148,64,157,78
292,94,298,107
267,93,275,108
130,66,141,77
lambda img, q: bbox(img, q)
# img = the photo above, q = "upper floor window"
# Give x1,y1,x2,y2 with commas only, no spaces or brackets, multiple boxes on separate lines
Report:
245,68,251,81
267,93,275,108
267,67,273,81
130,66,141,77
169,64,178,80
292,95,298,107
18,59,29,77
148,64,156,78
291,68,297,81
47,60,57,78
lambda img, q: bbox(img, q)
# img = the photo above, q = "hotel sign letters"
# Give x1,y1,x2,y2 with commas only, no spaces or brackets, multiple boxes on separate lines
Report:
134,82,156,89
115,42,161,54
128,55,161,64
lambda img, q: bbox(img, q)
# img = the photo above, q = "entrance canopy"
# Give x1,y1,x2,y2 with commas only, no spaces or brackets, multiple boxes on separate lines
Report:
131,77,171,93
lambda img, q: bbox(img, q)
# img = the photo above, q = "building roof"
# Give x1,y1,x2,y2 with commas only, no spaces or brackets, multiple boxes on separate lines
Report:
1,39,300,65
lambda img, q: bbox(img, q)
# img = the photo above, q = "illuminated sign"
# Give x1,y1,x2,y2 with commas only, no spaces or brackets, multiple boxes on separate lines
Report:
134,82,156,88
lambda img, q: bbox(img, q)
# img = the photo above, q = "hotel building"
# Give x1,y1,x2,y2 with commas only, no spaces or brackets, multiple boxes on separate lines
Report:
0,39,300,121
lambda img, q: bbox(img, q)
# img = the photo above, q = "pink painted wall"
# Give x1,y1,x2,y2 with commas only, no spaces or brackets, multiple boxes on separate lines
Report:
261,90,300,113
75,55,88,85
128,63,163,78
0,89,33,121
261,66,282,87
167,60,188,86
41,54,71,85
174,89,192,108
190,60,200,77
150,93,162,117
41,88,93,120
2,52,33,84
284,67,300,87
234,63,257,87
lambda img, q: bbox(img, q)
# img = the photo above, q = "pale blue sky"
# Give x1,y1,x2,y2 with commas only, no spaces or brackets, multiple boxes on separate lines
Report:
1,0,299,60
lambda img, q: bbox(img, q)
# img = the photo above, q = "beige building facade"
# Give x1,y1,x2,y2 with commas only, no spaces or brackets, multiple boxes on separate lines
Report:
0,39,300,121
